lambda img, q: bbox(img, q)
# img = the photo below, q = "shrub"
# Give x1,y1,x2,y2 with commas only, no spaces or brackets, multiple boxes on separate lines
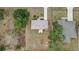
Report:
49,21,64,50
32,15,39,20
0,9,4,20
13,9,30,32
0,46,5,51
16,44,21,50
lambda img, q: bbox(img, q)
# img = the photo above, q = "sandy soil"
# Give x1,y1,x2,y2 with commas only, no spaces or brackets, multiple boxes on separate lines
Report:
0,7,78,51
25,7,49,50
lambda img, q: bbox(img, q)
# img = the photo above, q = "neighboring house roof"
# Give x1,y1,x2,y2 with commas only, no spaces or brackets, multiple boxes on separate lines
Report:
31,20,48,30
58,19,77,43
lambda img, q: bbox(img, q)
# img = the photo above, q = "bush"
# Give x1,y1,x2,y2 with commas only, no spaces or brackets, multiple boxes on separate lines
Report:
0,9,4,20
16,44,21,50
13,9,30,31
49,21,64,50
0,46,5,51
32,15,39,20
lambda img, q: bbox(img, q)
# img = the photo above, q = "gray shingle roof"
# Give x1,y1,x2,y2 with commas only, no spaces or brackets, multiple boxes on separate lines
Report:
31,20,48,30
58,19,77,43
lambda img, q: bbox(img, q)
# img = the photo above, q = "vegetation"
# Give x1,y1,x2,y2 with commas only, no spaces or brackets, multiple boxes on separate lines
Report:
49,21,64,51
40,13,44,16
0,46,5,51
16,44,21,50
13,9,30,32
0,9,4,20
32,15,39,20
32,13,43,20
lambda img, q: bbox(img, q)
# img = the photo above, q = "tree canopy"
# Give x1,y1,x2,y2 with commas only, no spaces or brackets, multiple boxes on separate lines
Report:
13,9,30,31
49,21,64,50
0,9,4,20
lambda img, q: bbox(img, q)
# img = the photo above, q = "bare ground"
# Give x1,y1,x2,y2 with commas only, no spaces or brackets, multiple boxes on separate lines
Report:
25,8,49,50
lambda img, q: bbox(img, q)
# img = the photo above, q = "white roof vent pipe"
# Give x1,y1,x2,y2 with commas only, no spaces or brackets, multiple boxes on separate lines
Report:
67,7,73,21
44,7,48,20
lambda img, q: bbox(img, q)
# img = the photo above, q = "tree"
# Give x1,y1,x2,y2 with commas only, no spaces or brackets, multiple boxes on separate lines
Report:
0,9,4,20
49,21,64,50
13,9,30,32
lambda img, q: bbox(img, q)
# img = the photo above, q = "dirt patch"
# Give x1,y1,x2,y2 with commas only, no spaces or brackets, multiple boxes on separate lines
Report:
25,8,49,50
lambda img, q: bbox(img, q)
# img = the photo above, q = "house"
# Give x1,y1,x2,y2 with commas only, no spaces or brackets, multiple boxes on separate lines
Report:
58,19,77,43
31,17,48,33
31,7,48,33
57,7,77,43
